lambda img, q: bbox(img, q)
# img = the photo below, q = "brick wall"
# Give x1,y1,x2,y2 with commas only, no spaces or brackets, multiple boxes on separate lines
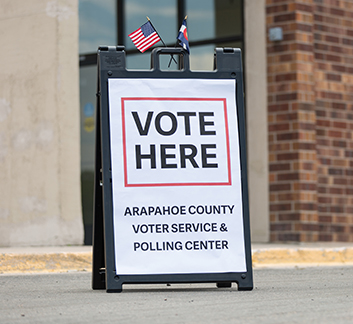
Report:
267,0,353,242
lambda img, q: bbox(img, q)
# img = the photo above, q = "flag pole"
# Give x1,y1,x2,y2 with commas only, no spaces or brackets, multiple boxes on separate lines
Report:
168,40,179,68
147,16,177,65
168,16,188,68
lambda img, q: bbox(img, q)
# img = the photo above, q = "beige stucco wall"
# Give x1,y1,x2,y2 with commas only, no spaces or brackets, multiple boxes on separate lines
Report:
0,0,83,246
244,0,269,242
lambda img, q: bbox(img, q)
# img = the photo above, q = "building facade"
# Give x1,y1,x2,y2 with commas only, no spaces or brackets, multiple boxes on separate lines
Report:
267,0,353,242
1,0,352,246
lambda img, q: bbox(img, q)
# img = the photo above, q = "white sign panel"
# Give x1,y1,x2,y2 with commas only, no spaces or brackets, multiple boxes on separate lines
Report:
108,78,246,275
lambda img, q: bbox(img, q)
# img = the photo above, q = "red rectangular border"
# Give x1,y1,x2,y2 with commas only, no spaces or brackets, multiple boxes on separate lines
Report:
121,97,232,187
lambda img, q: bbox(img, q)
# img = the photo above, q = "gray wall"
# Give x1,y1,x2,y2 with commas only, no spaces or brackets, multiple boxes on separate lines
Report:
0,0,83,246
245,0,269,242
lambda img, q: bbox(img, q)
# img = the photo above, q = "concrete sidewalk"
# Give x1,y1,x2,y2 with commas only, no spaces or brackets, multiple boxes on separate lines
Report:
1,243,353,274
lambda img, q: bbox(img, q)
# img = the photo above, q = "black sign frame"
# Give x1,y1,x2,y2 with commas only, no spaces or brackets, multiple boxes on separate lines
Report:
92,46,253,292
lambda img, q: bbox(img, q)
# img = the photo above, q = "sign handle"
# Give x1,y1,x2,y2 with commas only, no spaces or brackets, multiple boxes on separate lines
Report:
151,47,189,71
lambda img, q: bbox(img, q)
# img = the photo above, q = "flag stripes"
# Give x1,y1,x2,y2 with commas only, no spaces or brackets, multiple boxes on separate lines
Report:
128,22,161,53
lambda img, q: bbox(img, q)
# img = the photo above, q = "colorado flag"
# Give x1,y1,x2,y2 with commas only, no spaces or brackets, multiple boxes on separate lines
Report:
177,18,190,53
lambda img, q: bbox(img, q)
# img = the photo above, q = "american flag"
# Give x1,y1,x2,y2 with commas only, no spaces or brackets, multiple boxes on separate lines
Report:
128,21,161,53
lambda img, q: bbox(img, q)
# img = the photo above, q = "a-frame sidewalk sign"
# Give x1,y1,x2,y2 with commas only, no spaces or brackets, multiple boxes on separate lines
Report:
92,46,253,292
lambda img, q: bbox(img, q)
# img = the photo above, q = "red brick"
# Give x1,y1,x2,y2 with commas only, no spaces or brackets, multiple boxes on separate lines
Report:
277,152,299,160
271,223,292,231
295,183,316,190
269,123,290,132
269,163,291,172
277,233,300,242
294,142,316,150
270,183,291,191
326,73,341,81
328,168,343,175
278,213,301,221
329,187,344,195
317,119,330,127
330,8,345,17
278,172,300,181
268,103,289,112
266,4,288,14
275,73,297,82
294,203,317,211
326,54,342,62
296,23,313,32
276,112,297,121
333,120,347,128
276,92,298,102
332,140,347,148
270,203,292,212
274,13,296,23
295,223,320,231
295,3,313,13
329,206,344,213
332,102,346,110
327,130,343,138
331,64,346,72
318,196,332,204
331,225,345,233
319,215,332,223
318,233,333,241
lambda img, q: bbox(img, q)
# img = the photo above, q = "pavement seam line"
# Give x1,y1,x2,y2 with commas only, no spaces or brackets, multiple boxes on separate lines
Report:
1,248,353,273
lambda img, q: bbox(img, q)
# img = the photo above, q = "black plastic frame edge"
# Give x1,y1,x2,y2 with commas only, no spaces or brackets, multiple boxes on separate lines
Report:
92,46,253,293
